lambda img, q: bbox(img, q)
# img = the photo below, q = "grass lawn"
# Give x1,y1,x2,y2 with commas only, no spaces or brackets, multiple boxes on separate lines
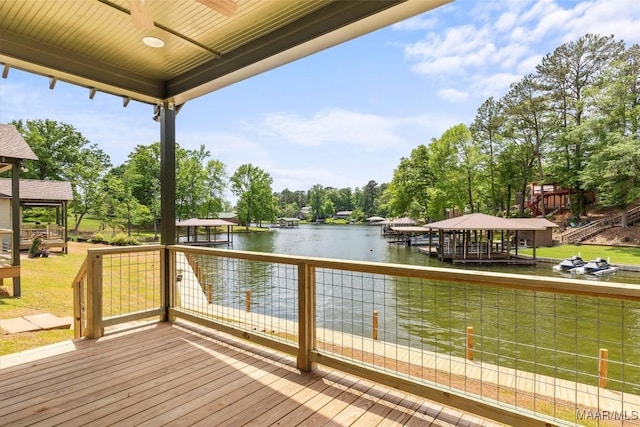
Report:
0,243,92,355
519,244,640,266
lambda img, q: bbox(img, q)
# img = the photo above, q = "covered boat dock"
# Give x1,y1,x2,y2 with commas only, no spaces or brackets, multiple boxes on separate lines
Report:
419,213,551,264
176,218,235,247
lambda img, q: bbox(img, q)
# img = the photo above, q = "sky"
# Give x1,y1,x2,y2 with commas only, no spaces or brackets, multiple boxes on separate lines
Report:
1,0,640,201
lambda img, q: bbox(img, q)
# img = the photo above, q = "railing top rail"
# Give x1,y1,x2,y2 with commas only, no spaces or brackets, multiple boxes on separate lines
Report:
71,257,88,286
87,244,164,256
169,245,640,302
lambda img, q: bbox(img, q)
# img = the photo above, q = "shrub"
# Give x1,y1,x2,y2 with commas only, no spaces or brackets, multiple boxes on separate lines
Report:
92,233,106,244
110,234,139,246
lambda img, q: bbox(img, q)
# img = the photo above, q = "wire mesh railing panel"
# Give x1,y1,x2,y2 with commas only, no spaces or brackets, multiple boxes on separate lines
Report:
174,250,299,345
101,249,162,319
313,267,640,425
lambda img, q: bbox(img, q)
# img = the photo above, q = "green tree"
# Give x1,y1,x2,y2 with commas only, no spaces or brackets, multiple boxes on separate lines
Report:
230,164,274,230
454,124,483,213
362,180,379,217
581,136,640,226
308,184,326,222
387,144,433,220
500,75,557,216
69,145,112,232
537,34,625,216
123,143,160,237
428,126,466,219
470,97,504,214
176,145,227,220
11,119,88,180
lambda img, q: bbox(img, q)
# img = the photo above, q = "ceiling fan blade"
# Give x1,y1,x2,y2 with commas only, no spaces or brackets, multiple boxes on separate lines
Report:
197,0,237,17
129,0,154,31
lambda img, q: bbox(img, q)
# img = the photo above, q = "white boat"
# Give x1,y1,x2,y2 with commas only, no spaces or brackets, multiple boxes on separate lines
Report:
572,258,618,276
552,255,585,272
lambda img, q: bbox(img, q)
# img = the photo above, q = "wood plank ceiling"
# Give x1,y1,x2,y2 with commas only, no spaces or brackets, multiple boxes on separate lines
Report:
0,0,452,106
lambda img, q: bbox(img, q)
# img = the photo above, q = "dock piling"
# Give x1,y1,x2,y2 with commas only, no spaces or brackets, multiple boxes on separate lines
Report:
466,326,474,360
372,311,379,340
599,348,608,388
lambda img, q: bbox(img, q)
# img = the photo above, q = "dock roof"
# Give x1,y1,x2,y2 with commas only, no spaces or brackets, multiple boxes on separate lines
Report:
426,213,549,231
176,218,236,227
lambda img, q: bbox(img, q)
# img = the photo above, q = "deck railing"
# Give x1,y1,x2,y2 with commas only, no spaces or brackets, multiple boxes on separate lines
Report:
73,244,640,426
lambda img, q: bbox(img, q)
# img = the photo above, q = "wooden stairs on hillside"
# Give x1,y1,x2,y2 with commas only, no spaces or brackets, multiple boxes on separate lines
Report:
560,205,640,244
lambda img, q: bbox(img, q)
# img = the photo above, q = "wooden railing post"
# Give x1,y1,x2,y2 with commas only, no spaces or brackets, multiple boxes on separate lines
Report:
246,290,251,312
297,262,316,372
85,251,104,338
71,258,87,339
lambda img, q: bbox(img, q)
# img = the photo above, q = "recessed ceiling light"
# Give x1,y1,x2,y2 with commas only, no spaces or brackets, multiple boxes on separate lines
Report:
142,36,164,48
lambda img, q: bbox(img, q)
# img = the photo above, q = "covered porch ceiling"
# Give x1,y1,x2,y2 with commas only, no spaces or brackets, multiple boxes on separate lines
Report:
1,0,452,247
1,0,451,107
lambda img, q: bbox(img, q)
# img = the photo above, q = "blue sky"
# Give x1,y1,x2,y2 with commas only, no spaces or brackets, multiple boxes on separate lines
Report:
1,0,639,200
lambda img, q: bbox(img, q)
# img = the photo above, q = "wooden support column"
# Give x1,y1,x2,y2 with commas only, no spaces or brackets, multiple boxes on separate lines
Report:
298,262,316,371
160,101,176,319
11,162,21,297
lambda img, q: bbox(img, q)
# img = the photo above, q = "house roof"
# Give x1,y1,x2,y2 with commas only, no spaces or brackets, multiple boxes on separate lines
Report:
0,0,451,106
0,124,38,162
176,218,236,227
0,178,73,202
426,213,548,231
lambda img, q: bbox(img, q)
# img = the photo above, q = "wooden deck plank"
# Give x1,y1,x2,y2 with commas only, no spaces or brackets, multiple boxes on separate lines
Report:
240,370,342,427
3,328,240,425
351,388,412,427
98,355,287,427
0,321,499,427
292,378,375,426
31,358,244,426
263,371,359,426
0,327,188,406
29,338,262,426
205,368,336,426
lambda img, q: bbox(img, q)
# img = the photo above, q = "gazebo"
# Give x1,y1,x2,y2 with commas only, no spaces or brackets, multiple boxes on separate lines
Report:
0,178,74,253
0,124,38,296
424,213,549,264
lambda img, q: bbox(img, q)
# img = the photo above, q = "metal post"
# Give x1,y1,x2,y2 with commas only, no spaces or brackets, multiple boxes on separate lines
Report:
160,102,176,320
11,162,21,297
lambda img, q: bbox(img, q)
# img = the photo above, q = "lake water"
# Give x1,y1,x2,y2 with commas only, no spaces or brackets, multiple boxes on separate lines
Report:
205,224,640,392
232,223,640,284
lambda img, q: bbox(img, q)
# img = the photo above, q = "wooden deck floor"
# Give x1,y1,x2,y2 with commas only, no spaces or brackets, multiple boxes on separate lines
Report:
0,322,501,427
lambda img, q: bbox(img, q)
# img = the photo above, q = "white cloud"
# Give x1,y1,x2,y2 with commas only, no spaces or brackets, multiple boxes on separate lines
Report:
469,72,523,98
260,109,405,150
438,88,469,102
176,130,272,175
494,12,518,33
401,0,640,111
392,16,437,31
